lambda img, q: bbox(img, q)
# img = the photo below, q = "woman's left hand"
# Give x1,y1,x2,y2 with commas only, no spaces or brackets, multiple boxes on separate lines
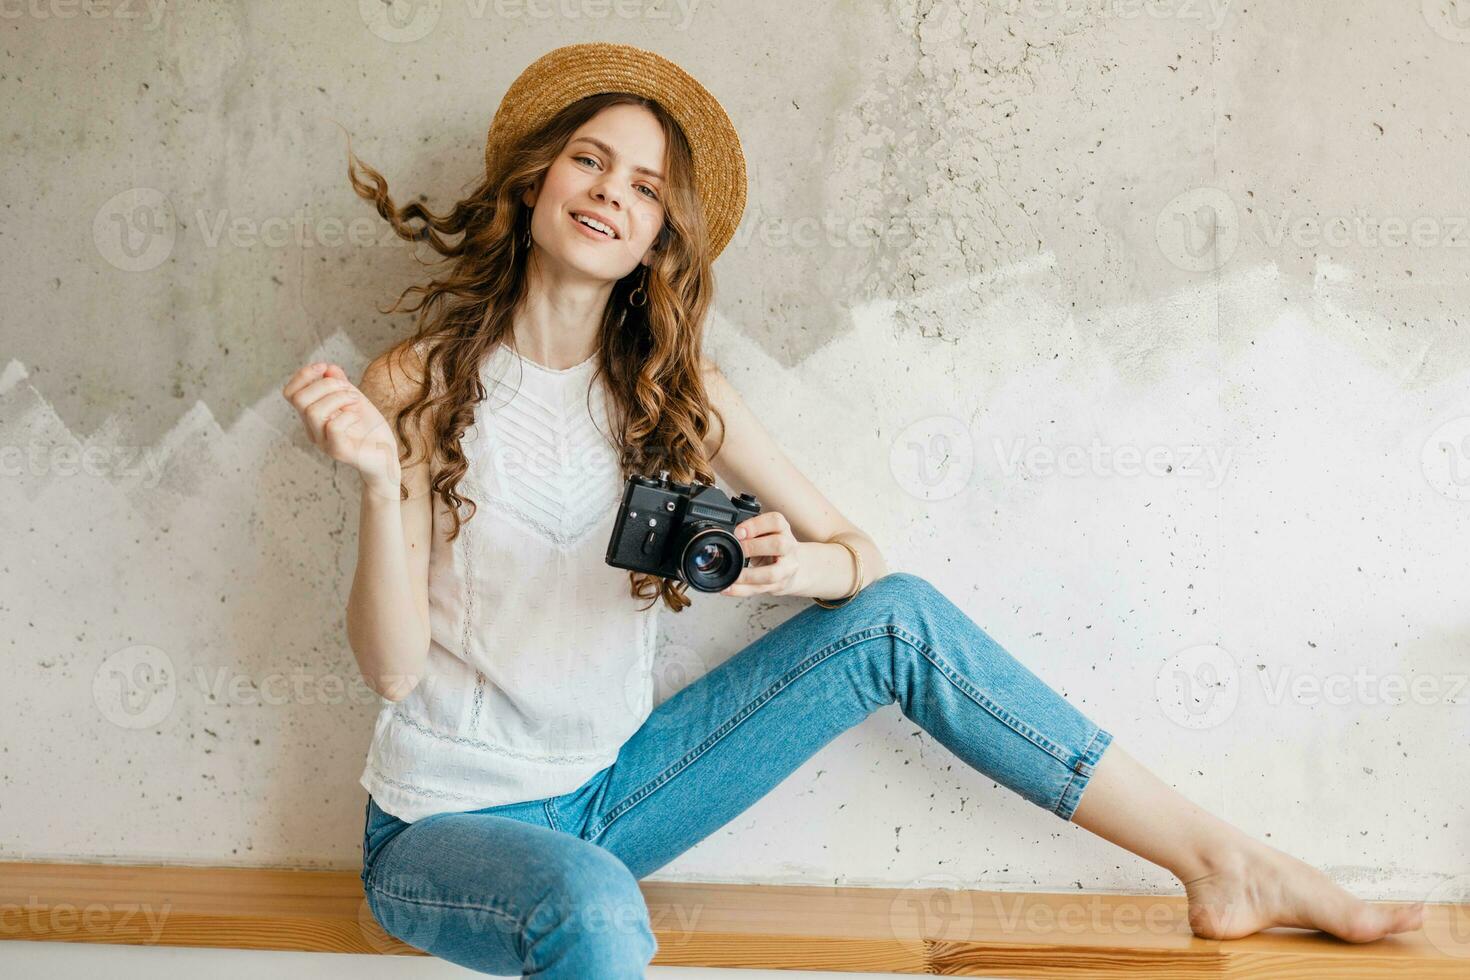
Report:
720,511,802,597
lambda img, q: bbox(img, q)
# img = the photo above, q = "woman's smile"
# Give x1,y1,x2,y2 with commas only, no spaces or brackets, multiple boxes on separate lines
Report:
569,209,620,240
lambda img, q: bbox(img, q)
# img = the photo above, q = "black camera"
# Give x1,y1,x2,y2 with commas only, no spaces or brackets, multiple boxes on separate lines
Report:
605,470,762,592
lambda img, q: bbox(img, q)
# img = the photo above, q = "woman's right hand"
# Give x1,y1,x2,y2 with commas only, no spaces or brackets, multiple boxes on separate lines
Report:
281,362,401,495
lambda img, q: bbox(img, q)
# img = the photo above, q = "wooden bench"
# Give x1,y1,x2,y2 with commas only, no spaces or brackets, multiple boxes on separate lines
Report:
0,861,1464,977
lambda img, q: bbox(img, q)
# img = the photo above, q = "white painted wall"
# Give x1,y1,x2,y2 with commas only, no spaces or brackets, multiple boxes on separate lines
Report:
1,3,1466,972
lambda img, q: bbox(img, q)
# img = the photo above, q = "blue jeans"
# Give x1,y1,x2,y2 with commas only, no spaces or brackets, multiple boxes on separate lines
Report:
359,572,1114,977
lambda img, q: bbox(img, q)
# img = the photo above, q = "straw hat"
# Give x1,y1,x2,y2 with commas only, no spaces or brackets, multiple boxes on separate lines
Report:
483,42,747,260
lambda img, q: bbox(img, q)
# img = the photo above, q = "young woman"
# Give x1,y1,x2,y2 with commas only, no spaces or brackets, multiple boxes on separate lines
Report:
282,42,1425,979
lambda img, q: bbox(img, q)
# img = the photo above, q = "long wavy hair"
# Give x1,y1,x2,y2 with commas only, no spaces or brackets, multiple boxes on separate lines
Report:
345,92,726,613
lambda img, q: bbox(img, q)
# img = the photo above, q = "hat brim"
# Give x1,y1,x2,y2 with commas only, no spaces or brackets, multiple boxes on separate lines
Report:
484,42,747,261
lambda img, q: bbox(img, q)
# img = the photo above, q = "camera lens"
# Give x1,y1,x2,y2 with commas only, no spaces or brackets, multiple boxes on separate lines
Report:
691,542,729,576
677,525,743,592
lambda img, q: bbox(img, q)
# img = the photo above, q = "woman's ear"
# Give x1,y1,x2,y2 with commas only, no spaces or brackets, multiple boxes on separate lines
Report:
639,233,661,266
521,185,538,208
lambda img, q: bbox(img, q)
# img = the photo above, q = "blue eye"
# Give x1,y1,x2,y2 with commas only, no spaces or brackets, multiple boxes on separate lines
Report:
574,153,659,201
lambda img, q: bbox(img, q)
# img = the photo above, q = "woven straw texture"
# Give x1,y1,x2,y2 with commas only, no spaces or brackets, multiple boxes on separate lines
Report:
484,42,747,260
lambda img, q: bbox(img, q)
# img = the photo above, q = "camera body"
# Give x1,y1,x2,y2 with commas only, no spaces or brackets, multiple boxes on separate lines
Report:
605,470,762,592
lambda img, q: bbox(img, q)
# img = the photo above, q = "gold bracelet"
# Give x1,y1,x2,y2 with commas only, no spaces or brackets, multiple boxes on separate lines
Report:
813,538,864,609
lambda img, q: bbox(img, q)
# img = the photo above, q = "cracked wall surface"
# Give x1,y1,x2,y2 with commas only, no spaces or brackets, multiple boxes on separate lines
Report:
1,1,1466,902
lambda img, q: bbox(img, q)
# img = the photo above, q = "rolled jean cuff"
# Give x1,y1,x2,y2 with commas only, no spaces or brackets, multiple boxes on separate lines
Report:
1053,726,1114,821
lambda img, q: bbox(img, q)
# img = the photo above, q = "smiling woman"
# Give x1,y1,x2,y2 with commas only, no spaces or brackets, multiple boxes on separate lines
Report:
331,78,734,617
524,108,669,283
275,40,1426,980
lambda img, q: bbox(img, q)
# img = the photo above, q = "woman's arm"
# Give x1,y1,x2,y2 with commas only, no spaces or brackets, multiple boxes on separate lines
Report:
345,348,435,702
699,356,889,601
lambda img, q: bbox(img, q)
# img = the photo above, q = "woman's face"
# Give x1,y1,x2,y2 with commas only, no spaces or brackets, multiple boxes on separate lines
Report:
524,103,668,283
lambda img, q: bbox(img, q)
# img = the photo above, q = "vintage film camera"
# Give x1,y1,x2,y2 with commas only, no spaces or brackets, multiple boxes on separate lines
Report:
605,470,762,592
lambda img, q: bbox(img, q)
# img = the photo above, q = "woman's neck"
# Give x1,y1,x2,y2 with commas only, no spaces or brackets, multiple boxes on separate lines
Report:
512,255,613,369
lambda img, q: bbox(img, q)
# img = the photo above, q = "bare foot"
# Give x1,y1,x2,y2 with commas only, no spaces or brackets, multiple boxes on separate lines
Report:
1181,840,1425,942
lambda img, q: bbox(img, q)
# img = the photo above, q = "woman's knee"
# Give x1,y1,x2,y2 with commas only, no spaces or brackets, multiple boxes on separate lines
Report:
367,838,656,975
865,570,944,611
523,846,657,969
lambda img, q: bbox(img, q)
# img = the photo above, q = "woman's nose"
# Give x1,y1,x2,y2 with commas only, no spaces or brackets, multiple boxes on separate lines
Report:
591,180,625,209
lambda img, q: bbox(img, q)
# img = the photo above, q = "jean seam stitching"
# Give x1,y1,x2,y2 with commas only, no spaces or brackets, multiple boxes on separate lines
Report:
584,624,897,840
585,611,1093,840
367,880,523,927
1053,726,1108,817
894,624,1072,768
363,815,419,894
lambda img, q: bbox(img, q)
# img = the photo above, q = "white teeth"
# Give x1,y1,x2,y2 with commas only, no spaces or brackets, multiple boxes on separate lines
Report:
574,213,615,238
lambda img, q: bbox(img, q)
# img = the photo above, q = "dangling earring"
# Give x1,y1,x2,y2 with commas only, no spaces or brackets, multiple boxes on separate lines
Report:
628,266,648,308
521,212,533,249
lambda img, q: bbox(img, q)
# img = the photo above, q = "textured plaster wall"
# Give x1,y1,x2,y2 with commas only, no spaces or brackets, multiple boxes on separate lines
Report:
2,0,1467,914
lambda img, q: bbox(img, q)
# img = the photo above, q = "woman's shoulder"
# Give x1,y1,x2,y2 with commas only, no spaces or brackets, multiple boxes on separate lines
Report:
358,339,449,474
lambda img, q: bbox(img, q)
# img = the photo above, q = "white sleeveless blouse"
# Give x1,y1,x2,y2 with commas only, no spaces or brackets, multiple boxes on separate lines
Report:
359,341,659,822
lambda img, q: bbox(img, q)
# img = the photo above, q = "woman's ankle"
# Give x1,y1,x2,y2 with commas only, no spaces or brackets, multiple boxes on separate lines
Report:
1172,828,1264,885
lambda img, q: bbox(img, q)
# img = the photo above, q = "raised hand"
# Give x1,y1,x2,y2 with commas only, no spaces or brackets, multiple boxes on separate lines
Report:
281,361,401,498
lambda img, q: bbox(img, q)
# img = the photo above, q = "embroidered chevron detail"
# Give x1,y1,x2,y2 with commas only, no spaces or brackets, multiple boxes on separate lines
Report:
468,361,623,551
